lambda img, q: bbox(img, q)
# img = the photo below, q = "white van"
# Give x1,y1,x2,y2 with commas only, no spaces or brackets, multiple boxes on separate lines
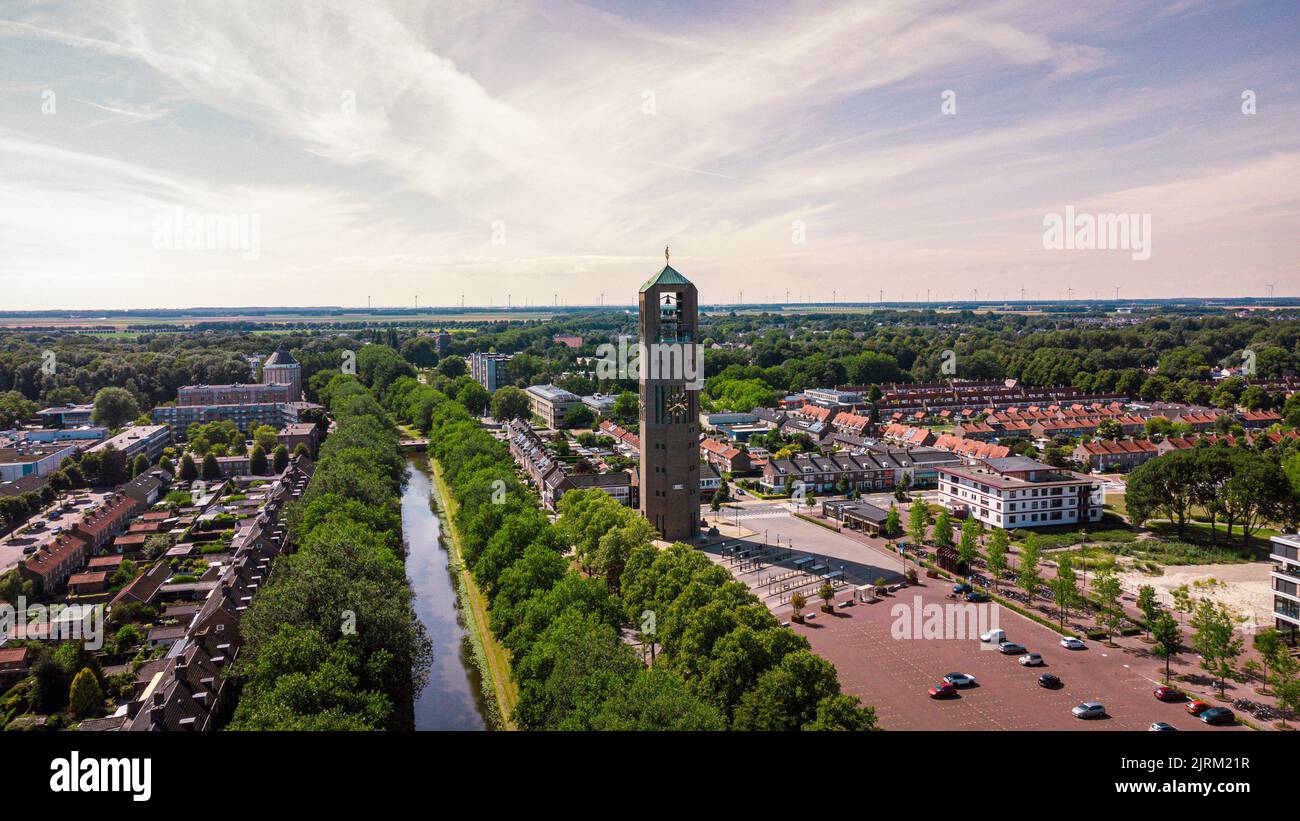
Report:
980,628,1006,643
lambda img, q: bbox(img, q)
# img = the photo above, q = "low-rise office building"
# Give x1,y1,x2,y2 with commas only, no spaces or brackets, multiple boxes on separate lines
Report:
0,442,78,481
526,384,582,428
86,424,171,463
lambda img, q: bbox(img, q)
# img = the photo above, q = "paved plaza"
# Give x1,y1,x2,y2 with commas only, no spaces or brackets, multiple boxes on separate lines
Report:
705,502,1251,732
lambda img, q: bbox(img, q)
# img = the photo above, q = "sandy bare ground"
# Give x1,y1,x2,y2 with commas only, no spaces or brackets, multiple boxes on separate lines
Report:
1117,561,1275,634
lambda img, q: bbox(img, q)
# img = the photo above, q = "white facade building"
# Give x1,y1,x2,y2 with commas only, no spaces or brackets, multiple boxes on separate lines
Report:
937,456,1103,530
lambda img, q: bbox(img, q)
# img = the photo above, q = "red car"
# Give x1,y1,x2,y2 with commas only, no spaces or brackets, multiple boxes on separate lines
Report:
929,683,957,699
1153,686,1182,702
1185,699,1211,715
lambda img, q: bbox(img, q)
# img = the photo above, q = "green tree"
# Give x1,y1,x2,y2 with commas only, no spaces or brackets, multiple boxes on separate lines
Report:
1253,628,1282,695
1092,565,1123,643
611,391,638,423
250,444,269,475
1270,646,1300,730
202,452,221,480
932,509,954,549
1189,598,1244,698
986,529,1009,593
91,387,141,429
909,501,930,545
957,516,981,568
490,386,530,421
179,452,198,481
131,453,150,478
273,444,290,473
1151,609,1182,684
1017,534,1042,602
1049,554,1081,629
69,666,103,719
1137,584,1159,639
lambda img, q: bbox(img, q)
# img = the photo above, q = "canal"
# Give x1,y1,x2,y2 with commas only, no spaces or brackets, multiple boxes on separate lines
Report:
402,453,490,731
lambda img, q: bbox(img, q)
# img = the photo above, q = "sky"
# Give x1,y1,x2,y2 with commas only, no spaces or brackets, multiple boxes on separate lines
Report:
0,0,1297,310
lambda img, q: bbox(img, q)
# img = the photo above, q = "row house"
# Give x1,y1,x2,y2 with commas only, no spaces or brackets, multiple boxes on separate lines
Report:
1071,438,1158,471
598,419,640,450
881,423,935,447
1170,411,1221,432
699,437,753,474
832,412,872,438
761,452,895,494
108,461,304,732
1029,418,1100,439
1238,409,1283,429
951,421,997,441
933,434,1010,460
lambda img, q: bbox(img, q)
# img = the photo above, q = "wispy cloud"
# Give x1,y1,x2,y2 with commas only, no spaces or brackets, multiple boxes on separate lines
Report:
0,0,1297,308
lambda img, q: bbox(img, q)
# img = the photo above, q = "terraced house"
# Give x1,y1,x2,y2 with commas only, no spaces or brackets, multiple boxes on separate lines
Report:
761,452,896,494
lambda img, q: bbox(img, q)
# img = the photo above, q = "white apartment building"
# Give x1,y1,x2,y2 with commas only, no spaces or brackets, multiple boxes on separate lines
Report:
937,456,1103,530
1269,535,1300,642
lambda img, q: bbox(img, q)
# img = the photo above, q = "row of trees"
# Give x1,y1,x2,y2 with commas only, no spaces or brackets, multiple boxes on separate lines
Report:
416,382,877,730
1126,446,1296,543
228,376,430,730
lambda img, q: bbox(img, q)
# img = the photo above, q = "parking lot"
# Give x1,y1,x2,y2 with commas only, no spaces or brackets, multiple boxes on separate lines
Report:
709,501,1251,732
0,489,115,575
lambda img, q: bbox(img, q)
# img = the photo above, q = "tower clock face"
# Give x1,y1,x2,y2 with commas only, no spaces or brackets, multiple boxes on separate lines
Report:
666,389,689,421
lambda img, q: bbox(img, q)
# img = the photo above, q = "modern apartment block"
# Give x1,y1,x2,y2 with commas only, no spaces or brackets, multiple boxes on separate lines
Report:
937,456,1103,529
469,351,513,392
177,383,294,405
1269,534,1300,642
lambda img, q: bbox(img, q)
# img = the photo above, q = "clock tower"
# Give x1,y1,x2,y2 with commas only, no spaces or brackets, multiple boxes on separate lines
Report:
638,248,701,542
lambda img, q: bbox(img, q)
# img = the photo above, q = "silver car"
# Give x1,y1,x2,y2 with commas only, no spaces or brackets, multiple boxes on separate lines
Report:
1072,701,1106,719
998,641,1027,655
1018,652,1044,666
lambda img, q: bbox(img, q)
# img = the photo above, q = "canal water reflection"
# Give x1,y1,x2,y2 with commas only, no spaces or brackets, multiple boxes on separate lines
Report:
402,454,489,730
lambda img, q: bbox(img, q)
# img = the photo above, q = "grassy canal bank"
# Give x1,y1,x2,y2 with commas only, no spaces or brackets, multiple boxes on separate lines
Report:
427,456,519,728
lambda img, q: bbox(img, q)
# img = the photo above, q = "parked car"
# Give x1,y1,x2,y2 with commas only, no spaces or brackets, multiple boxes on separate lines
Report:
964,591,990,603
1072,702,1106,719
1185,699,1211,715
1153,686,1182,702
953,583,973,595
1060,637,1086,650
942,672,976,687
1149,722,1178,732
1038,673,1061,688
980,628,1006,643
1200,707,1235,725
929,683,957,699
1019,653,1044,666
997,641,1027,655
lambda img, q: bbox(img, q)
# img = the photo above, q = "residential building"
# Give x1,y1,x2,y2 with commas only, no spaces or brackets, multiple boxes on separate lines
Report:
1268,534,1300,642
469,351,514,393
277,422,320,457
1071,439,1158,471
86,424,171,463
761,452,895,494
700,437,752,474
937,456,1104,529
178,382,294,406
526,384,582,428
